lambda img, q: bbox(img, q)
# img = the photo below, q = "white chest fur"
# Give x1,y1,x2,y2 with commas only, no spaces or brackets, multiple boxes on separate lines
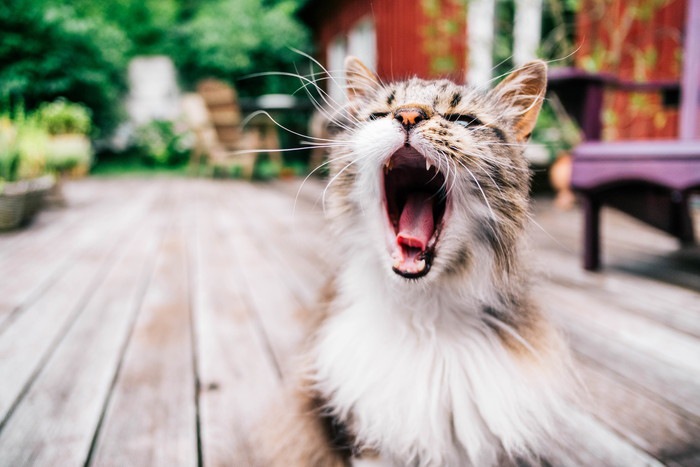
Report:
311,276,568,467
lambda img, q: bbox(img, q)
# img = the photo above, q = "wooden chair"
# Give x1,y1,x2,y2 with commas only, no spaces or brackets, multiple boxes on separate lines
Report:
188,79,282,179
547,0,700,270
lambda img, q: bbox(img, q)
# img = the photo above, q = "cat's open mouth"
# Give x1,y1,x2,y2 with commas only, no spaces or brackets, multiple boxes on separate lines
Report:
383,146,447,279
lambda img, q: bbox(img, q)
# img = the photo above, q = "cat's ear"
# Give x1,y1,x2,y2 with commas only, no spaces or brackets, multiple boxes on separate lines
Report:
492,60,547,142
345,56,380,105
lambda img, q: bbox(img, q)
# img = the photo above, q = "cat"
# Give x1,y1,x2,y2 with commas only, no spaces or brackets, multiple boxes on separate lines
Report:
258,56,574,467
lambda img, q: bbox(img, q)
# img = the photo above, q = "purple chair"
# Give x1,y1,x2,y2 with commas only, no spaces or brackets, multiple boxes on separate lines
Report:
547,1,700,271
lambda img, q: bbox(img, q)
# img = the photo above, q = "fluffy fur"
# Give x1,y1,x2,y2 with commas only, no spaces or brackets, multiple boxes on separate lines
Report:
259,58,574,467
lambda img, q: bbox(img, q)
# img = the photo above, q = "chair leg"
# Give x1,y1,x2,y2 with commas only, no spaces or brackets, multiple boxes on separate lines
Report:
582,196,601,271
672,192,696,246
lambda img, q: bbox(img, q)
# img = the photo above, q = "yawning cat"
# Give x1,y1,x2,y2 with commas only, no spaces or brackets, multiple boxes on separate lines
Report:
260,57,574,467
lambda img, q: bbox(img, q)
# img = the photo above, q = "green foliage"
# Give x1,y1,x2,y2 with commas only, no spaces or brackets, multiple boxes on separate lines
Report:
36,99,92,136
539,0,579,65
0,117,21,182
0,0,129,134
0,100,93,181
132,120,192,167
170,0,310,95
45,135,93,173
492,0,516,77
0,105,51,181
14,118,51,180
61,0,183,56
531,100,582,162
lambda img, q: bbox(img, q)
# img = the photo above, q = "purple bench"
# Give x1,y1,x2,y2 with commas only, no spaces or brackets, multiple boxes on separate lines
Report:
547,0,700,270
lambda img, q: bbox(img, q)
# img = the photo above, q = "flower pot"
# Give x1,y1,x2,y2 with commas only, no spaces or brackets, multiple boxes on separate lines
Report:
0,175,55,230
0,184,26,231
23,175,55,221
46,134,92,178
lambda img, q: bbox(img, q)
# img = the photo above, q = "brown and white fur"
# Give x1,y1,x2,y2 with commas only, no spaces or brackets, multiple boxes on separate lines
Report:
259,57,574,467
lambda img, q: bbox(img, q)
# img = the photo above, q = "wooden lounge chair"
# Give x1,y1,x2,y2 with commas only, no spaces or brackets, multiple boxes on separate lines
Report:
547,1,700,270
187,79,282,179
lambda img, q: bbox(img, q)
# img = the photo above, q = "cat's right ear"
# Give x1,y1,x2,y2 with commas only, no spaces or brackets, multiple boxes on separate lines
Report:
345,56,380,108
491,60,547,142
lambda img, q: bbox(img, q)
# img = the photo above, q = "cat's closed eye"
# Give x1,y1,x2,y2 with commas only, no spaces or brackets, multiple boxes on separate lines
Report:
368,112,390,121
444,114,483,128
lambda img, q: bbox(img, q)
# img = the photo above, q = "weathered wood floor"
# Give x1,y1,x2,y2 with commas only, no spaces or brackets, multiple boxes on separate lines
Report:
0,177,698,466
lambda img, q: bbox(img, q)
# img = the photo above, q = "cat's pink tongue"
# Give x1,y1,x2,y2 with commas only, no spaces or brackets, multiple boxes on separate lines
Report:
396,192,434,251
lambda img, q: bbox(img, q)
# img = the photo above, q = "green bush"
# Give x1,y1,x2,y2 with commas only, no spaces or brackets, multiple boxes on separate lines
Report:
0,105,51,181
36,99,92,136
0,117,20,182
132,120,191,167
171,0,310,96
0,100,94,180
0,0,129,134
45,135,93,173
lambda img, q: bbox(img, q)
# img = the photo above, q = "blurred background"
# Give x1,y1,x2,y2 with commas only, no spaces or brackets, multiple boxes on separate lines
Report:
0,0,691,187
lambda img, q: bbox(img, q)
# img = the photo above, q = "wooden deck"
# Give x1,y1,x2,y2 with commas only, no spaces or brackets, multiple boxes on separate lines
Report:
0,177,698,466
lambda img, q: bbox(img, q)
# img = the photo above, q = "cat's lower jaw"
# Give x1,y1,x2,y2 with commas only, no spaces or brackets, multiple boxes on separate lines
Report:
310,260,572,467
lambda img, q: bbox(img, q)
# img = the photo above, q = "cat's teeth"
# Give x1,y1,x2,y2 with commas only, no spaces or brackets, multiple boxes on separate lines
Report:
384,160,393,173
425,160,432,171
416,259,426,271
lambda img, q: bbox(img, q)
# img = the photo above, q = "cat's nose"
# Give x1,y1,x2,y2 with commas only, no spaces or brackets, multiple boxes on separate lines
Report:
394,108,425,130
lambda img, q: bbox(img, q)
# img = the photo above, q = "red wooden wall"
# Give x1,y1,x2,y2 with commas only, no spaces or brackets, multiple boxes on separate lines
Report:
575,0,687,140
304,0,467,82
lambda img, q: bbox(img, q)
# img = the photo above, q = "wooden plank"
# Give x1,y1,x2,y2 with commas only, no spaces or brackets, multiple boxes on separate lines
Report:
89,186,198,467
190,181,281,467
667,452,700,467
549,310,700,419
532,198,680,255
0,203,164,465
210,183,311,376
544,407,665,466
538,283,700,376
0,183,160,425
234,183,330,307
0,179,147,265
576,360,700,461
530,246,700,338
531,200,700,290
0,181,160,327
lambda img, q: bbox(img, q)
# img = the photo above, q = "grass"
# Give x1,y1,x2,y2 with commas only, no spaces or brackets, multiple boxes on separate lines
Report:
90,152,190,177
90,153,314,180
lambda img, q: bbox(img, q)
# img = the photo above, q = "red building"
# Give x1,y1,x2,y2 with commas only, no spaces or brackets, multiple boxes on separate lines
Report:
300,0,467,83
301,0,691,140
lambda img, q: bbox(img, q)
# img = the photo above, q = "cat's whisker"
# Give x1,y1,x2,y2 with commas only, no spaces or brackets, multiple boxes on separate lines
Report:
300,141,349,147
241,110,338,143
482,314,541,359
289,47,365,126
524,212,575,254
297,71,362,131
322,152,373,215
462,162,496,219
436,149,459,199
461,148,505,197
294,152,357,216
230,146,331,156
266,67,359,131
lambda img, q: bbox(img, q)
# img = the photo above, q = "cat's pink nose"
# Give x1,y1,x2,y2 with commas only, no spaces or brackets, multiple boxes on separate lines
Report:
394,108,425,130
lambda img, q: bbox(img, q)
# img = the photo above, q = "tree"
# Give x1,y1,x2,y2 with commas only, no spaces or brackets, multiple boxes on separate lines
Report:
0,0,130,134
170,0,310,95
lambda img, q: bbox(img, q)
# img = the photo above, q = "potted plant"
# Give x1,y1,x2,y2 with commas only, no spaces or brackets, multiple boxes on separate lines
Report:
0,106,55,230
38,99,93,178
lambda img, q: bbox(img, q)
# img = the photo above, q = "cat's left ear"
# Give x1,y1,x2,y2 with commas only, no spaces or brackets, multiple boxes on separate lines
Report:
492,60,547,142
345,56,380,107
